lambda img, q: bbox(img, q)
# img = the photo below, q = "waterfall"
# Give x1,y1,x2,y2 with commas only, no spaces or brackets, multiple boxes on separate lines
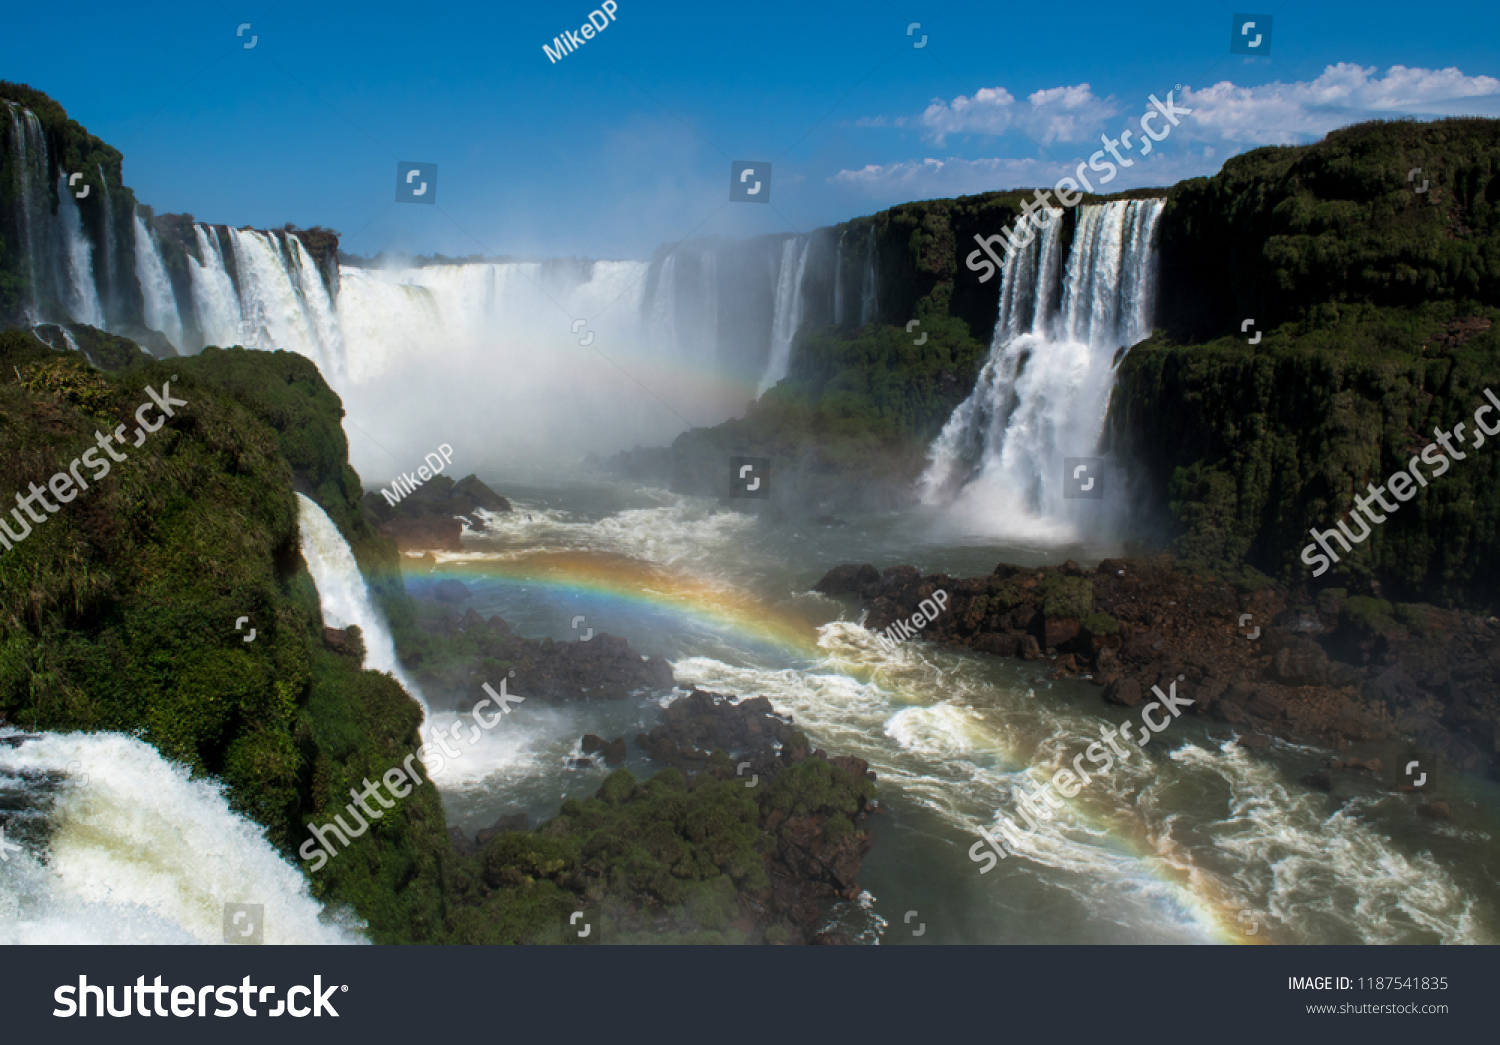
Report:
757,235,812,392
295,493,426,713
920,199,1165,542
0,730,364,944
859,225,879,325
96,164,117,322
55,175,105,329
4,103,47,324
133,213,184,349
832,229,846,325
188,226,241,350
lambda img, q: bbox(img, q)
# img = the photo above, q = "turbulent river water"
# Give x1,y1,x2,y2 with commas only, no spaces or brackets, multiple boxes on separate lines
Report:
418,475,1500,946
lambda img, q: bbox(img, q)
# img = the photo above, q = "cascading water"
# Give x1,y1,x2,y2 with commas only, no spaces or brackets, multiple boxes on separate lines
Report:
55,176,105,329
920,198,1165,543
757,235,812,393
859,225,879,325
0,98,822,458
96,163,117,321
832,229,846,325
0,730,364,944
132,213,184,350
5,103,47,325
189,226,243,350
2,97,826,462
295,493,426,713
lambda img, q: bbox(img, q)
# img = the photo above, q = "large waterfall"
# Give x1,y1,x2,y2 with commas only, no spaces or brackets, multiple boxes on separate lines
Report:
920,198,1165,542
1,99,905,471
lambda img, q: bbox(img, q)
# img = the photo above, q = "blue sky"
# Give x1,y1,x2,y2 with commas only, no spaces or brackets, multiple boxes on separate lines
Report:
5,0,1499,260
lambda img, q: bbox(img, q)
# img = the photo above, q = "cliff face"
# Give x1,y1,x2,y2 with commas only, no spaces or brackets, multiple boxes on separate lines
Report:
0,82,140,331
1153,118,1500,342
1115,119,1500,609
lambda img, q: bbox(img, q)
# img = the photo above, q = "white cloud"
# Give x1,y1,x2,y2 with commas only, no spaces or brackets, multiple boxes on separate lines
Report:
913,83,1119,147
1180,63,1500,144
836,64,1500,197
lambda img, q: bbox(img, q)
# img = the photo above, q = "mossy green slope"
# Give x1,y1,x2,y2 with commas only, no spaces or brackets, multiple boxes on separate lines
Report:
0,330,446,941
1117,119,1500,608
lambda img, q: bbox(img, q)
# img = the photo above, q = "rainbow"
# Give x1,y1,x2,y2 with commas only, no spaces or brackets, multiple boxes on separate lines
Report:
414,548,824,660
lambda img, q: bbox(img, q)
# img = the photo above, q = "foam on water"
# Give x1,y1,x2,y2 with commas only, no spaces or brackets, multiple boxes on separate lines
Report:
0,731,364,945
1167,742,1489,944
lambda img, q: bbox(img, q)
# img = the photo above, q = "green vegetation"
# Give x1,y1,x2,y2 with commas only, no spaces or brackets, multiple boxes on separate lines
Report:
1118,301,1500,608
1037,576,1094,619
1080,611,1120,637
1156,118,1500,340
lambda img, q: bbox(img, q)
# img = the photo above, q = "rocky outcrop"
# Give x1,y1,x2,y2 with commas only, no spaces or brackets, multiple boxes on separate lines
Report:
581,734,628,765
403,609,675,711
817,556,1500,775
634,686,878,944
362,473,511,552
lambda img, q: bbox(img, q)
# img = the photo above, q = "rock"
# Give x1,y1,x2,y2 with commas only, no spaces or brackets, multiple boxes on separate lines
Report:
813,563,881,598
1102,677,1142,707
434,579,471,604
1272,647,1329,686
372,514,464,552
1417,800,1451,820
581,734,606,754
569,757,594,768
475,811,530,846
1236,731,1273,750
602,737,628,766
322,626,365,662
450,474,511,513
1245,686,1284,720
973,631,1022,657
1043,616,1080,648
812,930,856,945
1302,770,1333,791
820,554,1500,766
447,826,478,857
1093,645,1121,676
1051,653,1082,678
362,473,510,551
